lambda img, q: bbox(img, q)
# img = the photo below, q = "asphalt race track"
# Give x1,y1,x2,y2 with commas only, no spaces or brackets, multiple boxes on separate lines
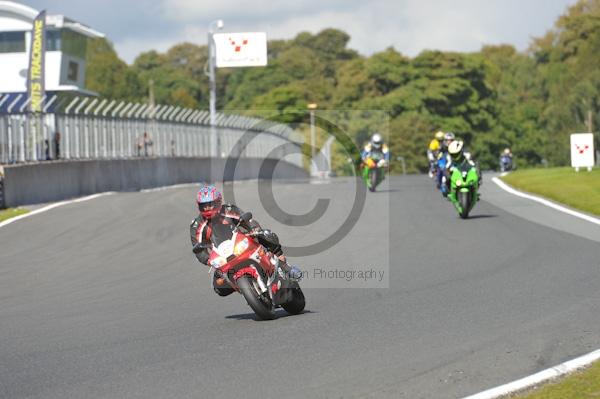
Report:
1,175,599,399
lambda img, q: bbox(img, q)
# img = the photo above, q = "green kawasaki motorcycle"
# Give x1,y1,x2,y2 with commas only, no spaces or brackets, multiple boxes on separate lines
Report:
362,154,386,192
447,163,480,219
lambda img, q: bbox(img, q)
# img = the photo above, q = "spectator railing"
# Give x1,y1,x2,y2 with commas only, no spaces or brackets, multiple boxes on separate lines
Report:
0,94,303,167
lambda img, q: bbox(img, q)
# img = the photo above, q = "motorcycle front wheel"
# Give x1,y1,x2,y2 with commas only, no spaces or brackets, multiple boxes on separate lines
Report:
282,283,305,315
458,191,471,219
369,169,377,192
237,276,276,320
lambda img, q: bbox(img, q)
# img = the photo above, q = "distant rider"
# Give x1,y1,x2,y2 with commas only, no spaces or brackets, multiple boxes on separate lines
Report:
427,131,445,178
500,148,513,172
361,133,390,166
190,184,301,297
436,132,455,194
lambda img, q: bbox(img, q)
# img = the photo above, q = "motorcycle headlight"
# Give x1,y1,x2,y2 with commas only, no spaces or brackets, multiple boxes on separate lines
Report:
456,179,463,187
210,257,226,268
233,238,249,256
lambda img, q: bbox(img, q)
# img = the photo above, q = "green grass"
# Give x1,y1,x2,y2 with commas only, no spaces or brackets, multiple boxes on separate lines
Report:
0,207,29,223
516,361,600,398
501,167,600,217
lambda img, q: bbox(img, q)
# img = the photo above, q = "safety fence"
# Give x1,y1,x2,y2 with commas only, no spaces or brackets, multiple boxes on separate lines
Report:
0,94,303,167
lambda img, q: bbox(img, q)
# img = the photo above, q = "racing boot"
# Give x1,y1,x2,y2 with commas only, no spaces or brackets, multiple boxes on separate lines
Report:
277,256,303,282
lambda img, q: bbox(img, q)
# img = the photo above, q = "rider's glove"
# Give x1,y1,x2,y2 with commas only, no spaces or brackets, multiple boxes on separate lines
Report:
377,159,387,168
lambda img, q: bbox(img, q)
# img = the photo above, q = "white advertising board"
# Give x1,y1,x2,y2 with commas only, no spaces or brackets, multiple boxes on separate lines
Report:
214,32,267,68
570,133,595,169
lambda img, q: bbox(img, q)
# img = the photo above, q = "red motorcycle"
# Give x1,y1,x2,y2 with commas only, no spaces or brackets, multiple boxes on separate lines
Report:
194,212,305,320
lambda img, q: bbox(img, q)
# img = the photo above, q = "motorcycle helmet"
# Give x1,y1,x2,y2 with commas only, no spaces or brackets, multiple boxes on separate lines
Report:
441,131,455,150
448,140,464,156
371,133,383,150
434,131,445,141
197,184,222,219
503,148,511,155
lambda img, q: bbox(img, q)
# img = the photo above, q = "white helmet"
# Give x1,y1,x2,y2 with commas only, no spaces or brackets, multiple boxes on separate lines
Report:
371,133,383,149
448,140,464,156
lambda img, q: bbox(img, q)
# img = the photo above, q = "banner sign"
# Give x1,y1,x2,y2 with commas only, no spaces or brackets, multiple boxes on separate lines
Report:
214,32,267,68
27,10,46,113
570,133,595,168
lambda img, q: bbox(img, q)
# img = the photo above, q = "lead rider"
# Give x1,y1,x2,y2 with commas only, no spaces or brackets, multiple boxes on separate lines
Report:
190,184,301,297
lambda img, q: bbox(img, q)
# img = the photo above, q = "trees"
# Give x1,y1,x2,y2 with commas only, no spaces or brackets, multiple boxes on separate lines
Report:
529,0,600,165
86,38,142,101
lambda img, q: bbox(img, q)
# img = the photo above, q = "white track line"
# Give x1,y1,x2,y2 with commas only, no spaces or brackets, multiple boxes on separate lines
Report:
0,179,264,228
0,192,116,229
0,178,264,228
463,349,600,399
492,177,600,226
140,183,199,193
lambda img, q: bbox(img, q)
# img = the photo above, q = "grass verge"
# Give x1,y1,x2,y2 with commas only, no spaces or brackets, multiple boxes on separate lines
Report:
501,167,600,217
0,207,29,223
516,361,600,398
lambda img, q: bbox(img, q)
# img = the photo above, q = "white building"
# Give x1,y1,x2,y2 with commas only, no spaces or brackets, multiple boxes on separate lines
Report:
0,1,104,104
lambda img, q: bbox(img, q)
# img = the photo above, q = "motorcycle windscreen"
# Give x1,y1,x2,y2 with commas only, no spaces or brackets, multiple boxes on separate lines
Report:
211,222,235,247
457,162,473,173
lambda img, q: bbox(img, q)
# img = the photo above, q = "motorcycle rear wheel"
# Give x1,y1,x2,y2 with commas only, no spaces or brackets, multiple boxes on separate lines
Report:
237,276,276,320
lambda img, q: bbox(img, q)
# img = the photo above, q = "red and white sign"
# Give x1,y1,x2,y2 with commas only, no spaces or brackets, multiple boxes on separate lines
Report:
570,133,595,168
214,32,267,68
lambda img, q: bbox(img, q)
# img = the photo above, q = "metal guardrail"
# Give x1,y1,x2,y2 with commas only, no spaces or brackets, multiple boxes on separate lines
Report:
0,94,303,167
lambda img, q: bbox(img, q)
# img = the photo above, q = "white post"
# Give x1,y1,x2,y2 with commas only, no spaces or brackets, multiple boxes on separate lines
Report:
207,19,224,158
119,103,133,157
81,98,94,159
102,100,116,158
154,105,168,157
92,99,107,158
308,103,318,177
126,103,140,157
111,101,125,158
7,95,22,163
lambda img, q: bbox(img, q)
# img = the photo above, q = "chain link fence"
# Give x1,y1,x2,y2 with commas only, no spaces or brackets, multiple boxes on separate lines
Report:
0,94,303,167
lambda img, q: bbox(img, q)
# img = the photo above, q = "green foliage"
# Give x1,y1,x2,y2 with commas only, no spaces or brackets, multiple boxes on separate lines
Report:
86,38,141,101
529,0,600,166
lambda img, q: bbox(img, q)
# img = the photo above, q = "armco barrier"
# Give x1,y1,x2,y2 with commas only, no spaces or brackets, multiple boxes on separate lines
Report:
2,157,308,207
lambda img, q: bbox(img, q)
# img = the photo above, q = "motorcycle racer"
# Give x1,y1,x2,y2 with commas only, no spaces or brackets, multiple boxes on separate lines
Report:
500,148,513,172
427,131,444,177
361,133,390,165
436,132,455,195
446,140,482,191
190,184,301,297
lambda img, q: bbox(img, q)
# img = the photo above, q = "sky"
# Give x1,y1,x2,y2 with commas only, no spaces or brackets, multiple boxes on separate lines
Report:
19,0,578,64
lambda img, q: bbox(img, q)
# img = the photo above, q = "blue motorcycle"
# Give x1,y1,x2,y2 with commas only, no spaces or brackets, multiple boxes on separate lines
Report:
436,155,449,196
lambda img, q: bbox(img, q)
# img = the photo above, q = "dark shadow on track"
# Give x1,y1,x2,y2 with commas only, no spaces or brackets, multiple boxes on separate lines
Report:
225,309,316,321
371,188,402,193
466,214,498,219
